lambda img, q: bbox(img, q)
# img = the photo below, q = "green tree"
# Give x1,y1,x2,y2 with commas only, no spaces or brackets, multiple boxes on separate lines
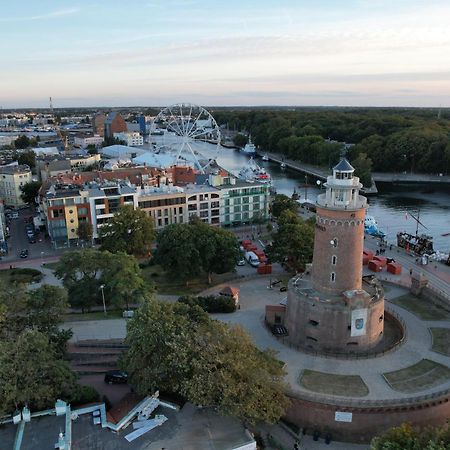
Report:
371,423,450,450
270,194,298,219
100,205,155,256
77,221,93,243
20,181,41,205
86,144,98,155
233,133,248,147
268,211,314,271
14,134,30,149
352,153,373,187
17,149,36,169
54,249,105,312
122,297,290,424
0,329,77,414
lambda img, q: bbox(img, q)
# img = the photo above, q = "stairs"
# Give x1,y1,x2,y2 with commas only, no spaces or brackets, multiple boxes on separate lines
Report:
68,340,127,375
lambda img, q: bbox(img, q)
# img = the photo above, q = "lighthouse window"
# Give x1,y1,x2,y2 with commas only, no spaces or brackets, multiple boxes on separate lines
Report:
331,255,337,265
308,320,319,326
330,272,336,282
332,238,338,248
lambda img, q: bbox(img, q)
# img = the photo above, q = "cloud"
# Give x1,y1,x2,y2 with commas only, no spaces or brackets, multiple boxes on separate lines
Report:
0,7,79,22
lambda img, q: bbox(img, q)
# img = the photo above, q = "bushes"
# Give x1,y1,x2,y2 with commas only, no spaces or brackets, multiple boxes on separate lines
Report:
178,295,236,313
70,385,100,406
8,268,43,284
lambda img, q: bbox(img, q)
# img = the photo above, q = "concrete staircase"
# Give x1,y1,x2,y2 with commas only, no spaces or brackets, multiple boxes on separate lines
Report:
68,340,127,375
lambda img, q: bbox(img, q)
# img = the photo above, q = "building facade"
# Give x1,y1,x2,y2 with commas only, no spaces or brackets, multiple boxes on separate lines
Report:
104,112,127,139
0,164,32,207
73,134,104,148
113,132,143,147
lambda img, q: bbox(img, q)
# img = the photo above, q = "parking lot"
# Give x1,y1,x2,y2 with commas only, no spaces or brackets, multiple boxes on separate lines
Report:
2,206,55,263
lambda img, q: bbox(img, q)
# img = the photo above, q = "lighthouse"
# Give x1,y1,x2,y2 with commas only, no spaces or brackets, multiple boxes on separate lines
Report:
284,158,385,353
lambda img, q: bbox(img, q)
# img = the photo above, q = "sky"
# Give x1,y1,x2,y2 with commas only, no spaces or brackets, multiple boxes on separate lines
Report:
1,0,450,108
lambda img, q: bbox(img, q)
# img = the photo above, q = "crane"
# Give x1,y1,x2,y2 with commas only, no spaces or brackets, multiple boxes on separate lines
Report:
49,96,69,153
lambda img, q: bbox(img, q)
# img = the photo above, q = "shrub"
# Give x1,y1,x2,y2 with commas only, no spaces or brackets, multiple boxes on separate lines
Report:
178,295,236,313
9,268,43,284
70,385,100,406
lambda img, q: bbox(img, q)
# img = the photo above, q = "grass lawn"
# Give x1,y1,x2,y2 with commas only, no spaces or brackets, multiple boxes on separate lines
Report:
390,294,450,321
43,261,60,270
299,369,369,397
140,264,240,296
63,310,124,322
430,328,450,356
383,359,450,393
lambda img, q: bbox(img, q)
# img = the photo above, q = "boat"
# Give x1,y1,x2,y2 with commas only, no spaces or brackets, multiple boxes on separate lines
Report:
280,161,286,169
238,158,271,184
240,137,256,156
262,154,269,161
397,232,434,255
364,216,386,239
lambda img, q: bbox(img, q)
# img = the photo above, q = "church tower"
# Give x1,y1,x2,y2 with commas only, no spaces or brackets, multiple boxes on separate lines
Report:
284,158,385,353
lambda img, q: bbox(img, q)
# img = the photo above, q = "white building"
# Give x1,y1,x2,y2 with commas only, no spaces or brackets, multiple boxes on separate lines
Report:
31,147,60,157
114,132,143,147
101,144,146,160
184,184,222,225
0,164,32,207
73,134,104,148
0,135,18,147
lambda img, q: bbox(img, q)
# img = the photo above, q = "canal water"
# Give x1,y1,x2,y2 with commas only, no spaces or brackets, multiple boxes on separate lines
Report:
197,142,450,253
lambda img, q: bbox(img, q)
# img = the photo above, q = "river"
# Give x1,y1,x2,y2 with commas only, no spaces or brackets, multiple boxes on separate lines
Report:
149,135,450,253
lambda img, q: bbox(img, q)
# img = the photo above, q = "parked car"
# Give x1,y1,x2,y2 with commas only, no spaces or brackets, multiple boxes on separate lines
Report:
104,370,128,384
237,257,246,266
20,249,29,258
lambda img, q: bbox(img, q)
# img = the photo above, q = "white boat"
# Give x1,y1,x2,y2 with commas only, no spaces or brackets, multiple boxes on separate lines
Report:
364,216,386,238
280,161,286,169
262,154,269,161
240,137,256,156
238,158,271,184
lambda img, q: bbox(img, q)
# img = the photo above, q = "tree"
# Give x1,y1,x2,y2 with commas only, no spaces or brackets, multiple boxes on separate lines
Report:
86,144,98,155
0,329,77,415
122,297,290,424
54,249,105,312
14,134,30,149
270,194,298,219
268,211,314,271
233,133,248,147
352,153,373,187
371,423,450,450
100,205,155,256
17,149,36,169
77,221,93,243
20,181,41,205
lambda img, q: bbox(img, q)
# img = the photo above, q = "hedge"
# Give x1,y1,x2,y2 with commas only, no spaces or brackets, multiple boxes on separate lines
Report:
178,295,236,313
9,268,43,284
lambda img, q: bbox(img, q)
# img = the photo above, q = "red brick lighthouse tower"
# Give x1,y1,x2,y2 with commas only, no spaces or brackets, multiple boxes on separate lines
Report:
285,158,385,353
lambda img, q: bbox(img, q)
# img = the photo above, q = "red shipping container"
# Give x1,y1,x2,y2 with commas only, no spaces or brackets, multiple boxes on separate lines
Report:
363,255,371,265
257,264,266,274
265,264,272,274
363,249,374,260
241,239,252,246
248,245,258,252
254,249,265,257
368,260,383,272
373,255,387,267
259,256,268,264
387,262,402,275
243,243,252,251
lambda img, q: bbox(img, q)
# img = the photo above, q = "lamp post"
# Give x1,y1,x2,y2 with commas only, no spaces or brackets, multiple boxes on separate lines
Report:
99,284,107,316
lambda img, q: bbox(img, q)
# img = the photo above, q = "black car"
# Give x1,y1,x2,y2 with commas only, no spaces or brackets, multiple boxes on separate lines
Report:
104,370,128,384
20,249,29,258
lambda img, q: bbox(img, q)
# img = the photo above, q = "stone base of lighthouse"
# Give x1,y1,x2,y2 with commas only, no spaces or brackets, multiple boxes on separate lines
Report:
284,275,385,354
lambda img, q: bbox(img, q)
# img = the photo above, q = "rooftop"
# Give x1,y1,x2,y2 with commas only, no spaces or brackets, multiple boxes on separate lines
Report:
0,164,31,175
333,157,354,172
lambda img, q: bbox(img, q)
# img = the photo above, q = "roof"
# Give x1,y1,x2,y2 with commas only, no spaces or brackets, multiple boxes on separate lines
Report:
133,152,176,168
220,286,239,296
105,111,119,124
101,145,146,159
46,159,72,171
0,164,31,175
265,305,286,312
333,157,354,172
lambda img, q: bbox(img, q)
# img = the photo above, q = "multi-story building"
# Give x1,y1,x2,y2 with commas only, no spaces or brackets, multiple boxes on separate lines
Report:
37,154,101,181
137,184,186,229
42,184,91,247
209,174,270,226
0,135,18,147
185,184,222,225
104,112,127,139
87,181,137,239
113,132,143,147
0,164,32,207
92,114,106,137
73,134,104,148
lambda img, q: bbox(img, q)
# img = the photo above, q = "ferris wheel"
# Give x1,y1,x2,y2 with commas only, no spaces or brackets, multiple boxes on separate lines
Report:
150,103,221,173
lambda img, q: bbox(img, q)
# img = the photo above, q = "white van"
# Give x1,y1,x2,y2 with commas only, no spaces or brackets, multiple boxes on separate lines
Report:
245,251,260,268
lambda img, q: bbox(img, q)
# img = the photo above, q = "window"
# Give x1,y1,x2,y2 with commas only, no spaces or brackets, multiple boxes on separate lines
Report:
95,199,104,206
274,315,282,324
242,197,249,204
164,217,169,225
188,195,196,201
157,210,162,217
52,209,64,218
306,336,318,342
332,238,338,248
379,315,384,323
234,205,241,213
211,209,220,216
200,202,209,210
308,320,319,326
199,211,209,218
253,195,260,203
77,207,88,216
332,255,337,265
157,218,162,227
330,272,336,282
179,207,183,214
346,342,358,346
211,201,219,208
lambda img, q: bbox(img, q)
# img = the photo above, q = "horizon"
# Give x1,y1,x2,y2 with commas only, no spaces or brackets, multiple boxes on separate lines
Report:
2,0,450,108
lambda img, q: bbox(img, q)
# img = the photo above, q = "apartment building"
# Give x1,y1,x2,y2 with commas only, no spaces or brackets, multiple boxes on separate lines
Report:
87,182,137,239
137,185,186,229
113,131,143,147
42,184,91,246
185,184,221,225
209,174,270,226
73,134,104,148
0,164,32,207
104,112,127,139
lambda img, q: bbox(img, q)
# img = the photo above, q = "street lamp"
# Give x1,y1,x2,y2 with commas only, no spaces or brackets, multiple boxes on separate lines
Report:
99,284,107,316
